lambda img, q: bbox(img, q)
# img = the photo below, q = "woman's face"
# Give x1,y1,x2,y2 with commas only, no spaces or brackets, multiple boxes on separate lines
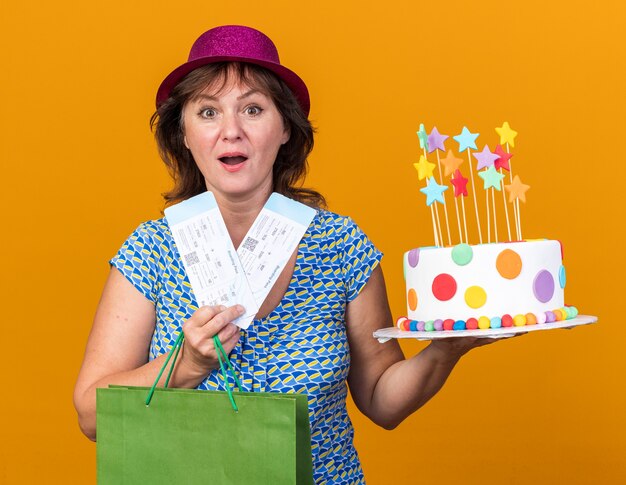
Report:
182,78,289,201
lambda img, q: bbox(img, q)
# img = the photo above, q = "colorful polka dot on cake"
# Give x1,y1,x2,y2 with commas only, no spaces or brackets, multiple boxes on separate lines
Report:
465,285,487,308
408,248,420,268
451,243,473,266
432,273,457,301
533,270,555,303
407,288,418,311
559,265,566,288
496,249,523,279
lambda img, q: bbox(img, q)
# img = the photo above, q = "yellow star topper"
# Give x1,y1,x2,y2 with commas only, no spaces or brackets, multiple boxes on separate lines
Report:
504,175,530,203
413,155,436,181
495,121,518,148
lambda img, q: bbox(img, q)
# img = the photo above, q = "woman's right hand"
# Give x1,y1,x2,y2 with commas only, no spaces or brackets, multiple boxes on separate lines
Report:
178,304,245,381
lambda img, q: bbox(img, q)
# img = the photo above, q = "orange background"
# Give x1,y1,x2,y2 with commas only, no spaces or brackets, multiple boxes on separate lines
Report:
1,0,624,483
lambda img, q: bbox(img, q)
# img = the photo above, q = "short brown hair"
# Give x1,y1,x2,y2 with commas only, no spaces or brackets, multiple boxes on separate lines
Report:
150,62,326,209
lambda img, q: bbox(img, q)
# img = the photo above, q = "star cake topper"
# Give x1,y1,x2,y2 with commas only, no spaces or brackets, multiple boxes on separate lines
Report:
473,145,499,170
420,177,448,205
451,169,469,197
504,174,530,202
494,144,513,171
495,121,518,147
478,166,506,190
417,123,429,151
413,155,436,180
427,126,448,153
440,149,464,177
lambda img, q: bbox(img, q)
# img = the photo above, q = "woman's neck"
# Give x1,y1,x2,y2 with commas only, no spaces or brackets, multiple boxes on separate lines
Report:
212,186,272,248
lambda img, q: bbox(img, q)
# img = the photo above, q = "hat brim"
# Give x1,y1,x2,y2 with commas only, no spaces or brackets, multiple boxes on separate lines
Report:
155,56,310,116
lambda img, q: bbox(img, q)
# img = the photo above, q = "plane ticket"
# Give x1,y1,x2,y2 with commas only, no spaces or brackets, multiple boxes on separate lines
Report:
164,192,258,328
237,193,316,309
164,191,316,329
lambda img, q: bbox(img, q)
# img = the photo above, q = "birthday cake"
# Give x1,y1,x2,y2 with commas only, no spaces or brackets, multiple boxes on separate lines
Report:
397,122,578,333
398,240,577,331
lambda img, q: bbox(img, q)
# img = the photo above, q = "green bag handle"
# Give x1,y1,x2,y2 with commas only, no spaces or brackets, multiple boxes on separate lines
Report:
145,332,243,411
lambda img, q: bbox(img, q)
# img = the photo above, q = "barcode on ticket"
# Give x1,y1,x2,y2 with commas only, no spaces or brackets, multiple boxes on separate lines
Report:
184,251,200,266
241,237,259,252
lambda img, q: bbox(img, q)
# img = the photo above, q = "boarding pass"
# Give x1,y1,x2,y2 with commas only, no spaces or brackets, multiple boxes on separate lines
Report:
164,192,316,329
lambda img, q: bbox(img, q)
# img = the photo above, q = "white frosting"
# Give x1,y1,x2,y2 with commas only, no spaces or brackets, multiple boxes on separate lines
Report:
404,240,565,321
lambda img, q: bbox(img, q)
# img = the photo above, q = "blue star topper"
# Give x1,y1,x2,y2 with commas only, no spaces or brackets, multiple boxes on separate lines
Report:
453,126,480,152
420,177,448,206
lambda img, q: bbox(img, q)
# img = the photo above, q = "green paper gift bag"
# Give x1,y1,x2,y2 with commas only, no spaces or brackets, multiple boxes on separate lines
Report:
96,335,314,484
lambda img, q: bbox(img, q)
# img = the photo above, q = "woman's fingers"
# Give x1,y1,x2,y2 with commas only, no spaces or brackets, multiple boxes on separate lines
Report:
184,305,225,328
181,304,244,362
216,323,240,343
203,305,245,336
220,326,242,354
183,305,244,334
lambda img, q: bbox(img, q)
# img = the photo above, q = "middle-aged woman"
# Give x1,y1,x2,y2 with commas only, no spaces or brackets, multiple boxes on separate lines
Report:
74,25,499,484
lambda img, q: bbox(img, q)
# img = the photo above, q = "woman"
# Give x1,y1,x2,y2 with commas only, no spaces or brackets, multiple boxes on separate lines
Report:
74,25,495,483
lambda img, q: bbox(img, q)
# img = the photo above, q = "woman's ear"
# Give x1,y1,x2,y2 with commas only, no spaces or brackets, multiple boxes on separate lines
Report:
184,135,189,149
281,127,290,145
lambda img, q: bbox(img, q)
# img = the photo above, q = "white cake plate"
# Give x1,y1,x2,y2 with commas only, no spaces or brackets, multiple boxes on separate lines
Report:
373,315,597,343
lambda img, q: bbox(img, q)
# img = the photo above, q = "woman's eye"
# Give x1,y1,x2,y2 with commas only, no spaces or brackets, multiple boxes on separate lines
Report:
199,108,217,118
245,106,263,116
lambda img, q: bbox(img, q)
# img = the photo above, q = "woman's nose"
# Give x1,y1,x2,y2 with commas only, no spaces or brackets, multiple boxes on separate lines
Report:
221,112,243,141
